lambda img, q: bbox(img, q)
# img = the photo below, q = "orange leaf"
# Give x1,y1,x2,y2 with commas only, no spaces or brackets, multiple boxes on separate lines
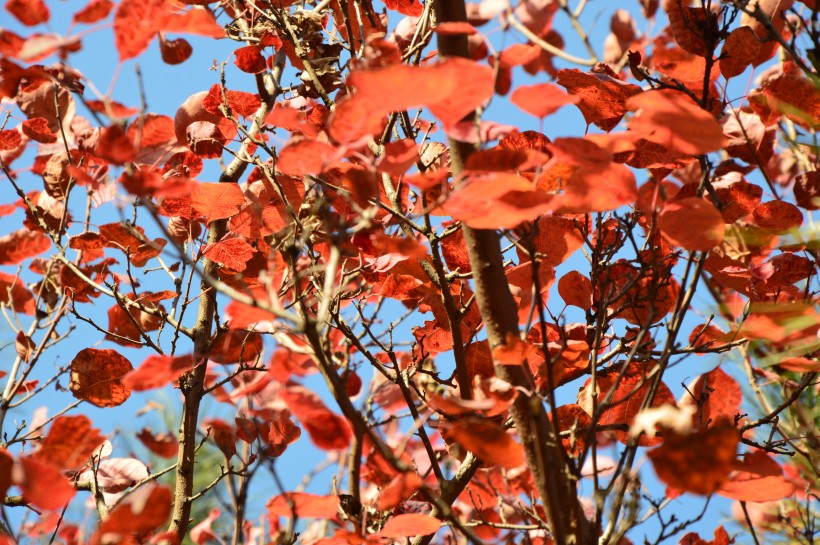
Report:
379,514,440,538
280,385,351,450
122,353,195,391
202,237,254,272
6,0,49,26
558,270,593,310
14,456,76,510
347,57,493,129
376,471,423,510
277,139,336,176
648,419,739,495
113,0,168,61
719,26,760,78
658,197,725,251
445,418,524,468
234,45,266,74
511,83,579,118
69,348,133,408
267,492,340,519
191,182,245,223
681,366,742,427
443,173,552,229
0,228,50,264
717,450,797,502
556,68,642,131
752,200,803,232
627,90,726,156
34,415,105,471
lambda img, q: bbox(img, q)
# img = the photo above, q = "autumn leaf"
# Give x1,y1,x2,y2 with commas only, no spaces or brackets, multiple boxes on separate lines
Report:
202,237,255,272
648,419,739,495
444,418,525,468
0,228,50,264
267,492,340,519
442,173,553,229
379,514,440,538
122,353,195,391
558,270,593,310
717,450,797,502
34,415,106,471
556,68,642,131
510,83,580,118
280,384,351,450
136,428,179,458
14,456,76,510
627,90,726,156
234,45,267,74
69,348,133,408
191,182,245,223
658,197,725,251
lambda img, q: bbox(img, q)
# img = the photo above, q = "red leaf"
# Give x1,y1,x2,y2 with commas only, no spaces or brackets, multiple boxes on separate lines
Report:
579,362,677,446
794,171,820,210
21,117,56,143
658,197,725,251
277,139,336,176
35,415,105,471
234,45,267,74
648,419,739,495
86,99,138,119
265,410,301,457
760,61,820,129
202,84,261,118
159,36,193,65
96,124,136,165
347,57,493,129
376,471,423,510
280,384,351,450
718,451,797,502
113,0,169,61
0,272,35,314
163,7,224,38
666,1,711,56
0,129,22,150
73,0,113,23
752,200,803,232
511,83,579,118
444,418,525,468
14,456,76,510
69,347,133,408
379,514,440,538
267,492,340,519
15,331,35,362
191,182,245,223
5,0,50,26
558,270,593,310
443,173,552,229
202,237,254,272
0,228,51,264
122,353,195,391
94,484,172,540
681,366,742,427
384,0,423,16
556,68,642,131
627,90,726,156
719,26,760,78
136,428,179,458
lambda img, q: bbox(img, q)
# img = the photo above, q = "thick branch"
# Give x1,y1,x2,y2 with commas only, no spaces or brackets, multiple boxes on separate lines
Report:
434,2,593,544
